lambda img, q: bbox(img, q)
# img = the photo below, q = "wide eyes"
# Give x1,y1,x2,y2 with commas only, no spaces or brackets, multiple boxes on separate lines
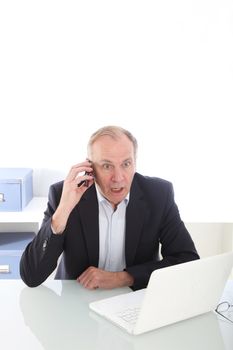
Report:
101,161,132,171
122,160,131,168
102,163,113,170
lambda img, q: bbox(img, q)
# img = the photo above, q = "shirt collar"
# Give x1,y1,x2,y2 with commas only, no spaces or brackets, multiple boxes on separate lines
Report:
95,183,130,206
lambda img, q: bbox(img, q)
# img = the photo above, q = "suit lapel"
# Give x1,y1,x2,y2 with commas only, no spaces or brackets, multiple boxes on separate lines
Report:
125,177,148,266
77,177,148,269
77,185,99,267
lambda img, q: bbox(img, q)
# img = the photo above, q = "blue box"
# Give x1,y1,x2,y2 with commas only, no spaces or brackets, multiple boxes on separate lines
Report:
0,232,35,279
0,232,35,250
0,168,33,211
0,252,22,279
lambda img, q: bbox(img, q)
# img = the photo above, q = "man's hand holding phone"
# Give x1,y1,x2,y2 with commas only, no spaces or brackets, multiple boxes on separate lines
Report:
77,170,94,188
51,161,94,234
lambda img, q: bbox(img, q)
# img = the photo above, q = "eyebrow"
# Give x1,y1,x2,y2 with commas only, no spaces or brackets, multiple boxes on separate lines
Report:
99,159,112,163
99,158,133,164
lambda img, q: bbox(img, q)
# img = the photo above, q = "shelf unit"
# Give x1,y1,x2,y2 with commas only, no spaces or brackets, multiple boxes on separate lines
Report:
0,197,47,233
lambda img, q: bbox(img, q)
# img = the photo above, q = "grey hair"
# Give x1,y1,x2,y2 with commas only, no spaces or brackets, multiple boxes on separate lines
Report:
87,125,138,159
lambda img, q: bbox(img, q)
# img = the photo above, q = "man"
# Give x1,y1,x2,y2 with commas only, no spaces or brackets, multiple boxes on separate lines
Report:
20,126,199,289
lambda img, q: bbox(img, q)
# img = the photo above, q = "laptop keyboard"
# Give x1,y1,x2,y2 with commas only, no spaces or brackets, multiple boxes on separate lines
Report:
116,307,141,325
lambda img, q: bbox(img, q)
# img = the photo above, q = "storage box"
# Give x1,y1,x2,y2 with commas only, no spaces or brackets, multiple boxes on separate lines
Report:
0,232,35,279
0,168,33,211
0,232,35,250
0,253,22,279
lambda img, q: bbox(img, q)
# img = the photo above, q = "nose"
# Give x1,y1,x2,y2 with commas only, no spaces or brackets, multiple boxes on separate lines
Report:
112,167,124,182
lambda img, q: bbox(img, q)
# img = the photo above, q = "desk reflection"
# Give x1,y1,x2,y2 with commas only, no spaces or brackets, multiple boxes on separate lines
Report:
20,281,226,350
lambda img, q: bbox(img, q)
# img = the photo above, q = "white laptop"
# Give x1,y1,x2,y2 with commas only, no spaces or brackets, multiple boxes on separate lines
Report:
89,252,233,335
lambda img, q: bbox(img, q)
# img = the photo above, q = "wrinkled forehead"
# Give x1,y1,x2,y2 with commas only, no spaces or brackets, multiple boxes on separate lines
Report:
88,134,135,163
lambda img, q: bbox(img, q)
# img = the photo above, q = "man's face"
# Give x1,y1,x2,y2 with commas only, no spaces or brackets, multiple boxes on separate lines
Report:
90,134,136,208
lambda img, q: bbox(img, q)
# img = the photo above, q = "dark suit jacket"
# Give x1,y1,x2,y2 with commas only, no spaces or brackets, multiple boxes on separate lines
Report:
20,173,199,289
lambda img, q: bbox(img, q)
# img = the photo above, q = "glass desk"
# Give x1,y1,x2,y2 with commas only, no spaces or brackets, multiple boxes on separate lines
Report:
0,279,232,350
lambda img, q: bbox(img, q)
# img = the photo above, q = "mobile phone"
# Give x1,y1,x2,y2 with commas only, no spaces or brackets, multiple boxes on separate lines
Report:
77,171,94,188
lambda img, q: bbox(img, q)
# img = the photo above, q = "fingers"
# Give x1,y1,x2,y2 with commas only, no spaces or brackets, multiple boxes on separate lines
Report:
63,161,94,191
78,267,100,290
77,267,123,290
66,161,93,182
77,268,134,290
76,174,94,188
58,161,94,212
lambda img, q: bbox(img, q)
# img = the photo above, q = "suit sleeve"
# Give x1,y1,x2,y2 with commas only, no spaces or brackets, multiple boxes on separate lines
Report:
125,183,200,290
20,184,65,287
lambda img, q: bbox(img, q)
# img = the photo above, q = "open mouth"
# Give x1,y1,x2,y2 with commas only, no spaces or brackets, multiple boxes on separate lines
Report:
111,187,124,193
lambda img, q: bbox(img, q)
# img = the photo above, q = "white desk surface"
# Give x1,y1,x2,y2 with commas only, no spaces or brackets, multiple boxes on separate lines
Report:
0,279,232,350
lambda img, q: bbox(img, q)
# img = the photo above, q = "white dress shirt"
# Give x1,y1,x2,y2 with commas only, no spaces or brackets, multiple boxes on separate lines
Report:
95,185,129,272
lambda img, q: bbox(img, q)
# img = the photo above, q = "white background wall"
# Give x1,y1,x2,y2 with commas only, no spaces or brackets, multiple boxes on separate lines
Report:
1,0,232,221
